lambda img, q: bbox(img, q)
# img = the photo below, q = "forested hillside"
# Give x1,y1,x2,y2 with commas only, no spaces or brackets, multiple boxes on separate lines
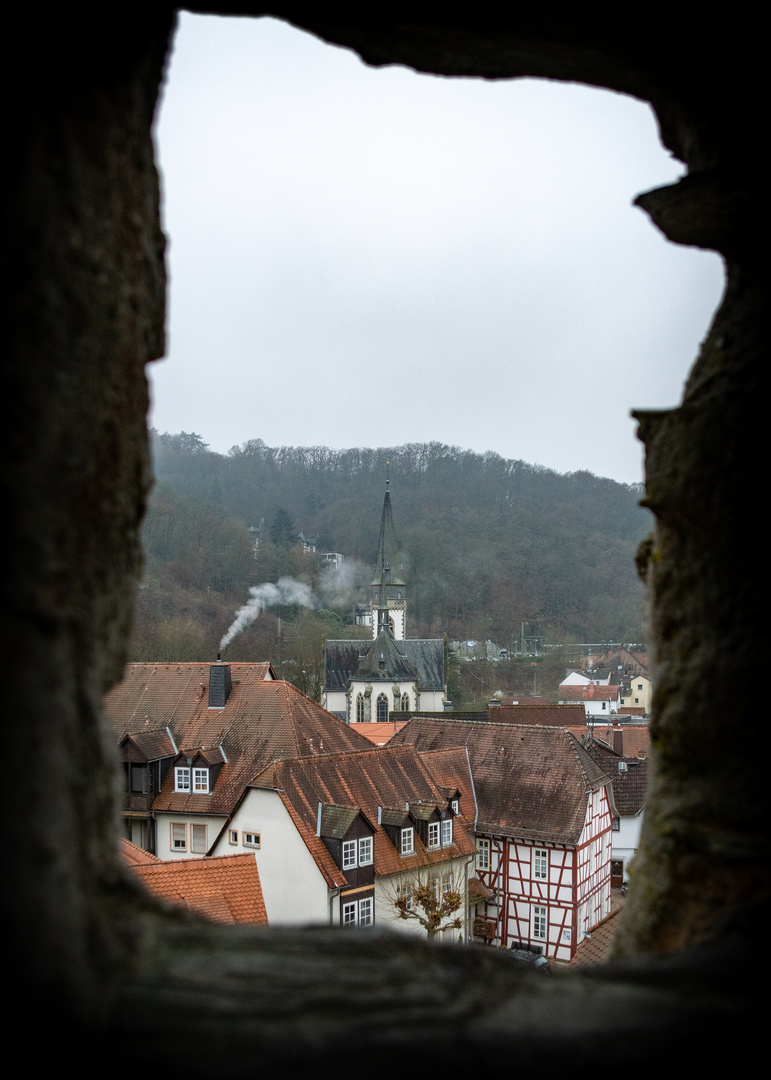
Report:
129,431,651,702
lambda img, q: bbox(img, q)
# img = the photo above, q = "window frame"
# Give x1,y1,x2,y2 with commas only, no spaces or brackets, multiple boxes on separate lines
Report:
441,818,453,847
174,767,190,793
342,896,374,928
428,821,440,850
533,848,548,880
190,822,208,854
171,822,186,852
532,904,547,940
476,838,490,871
342,839,358,869
401,827,414,857
243,831,261,849
358,836,373,866
193,767,209,794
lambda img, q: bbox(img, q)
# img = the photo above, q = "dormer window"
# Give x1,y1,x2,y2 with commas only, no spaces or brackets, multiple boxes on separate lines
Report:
193,768,209,793
428,822,440,850
174,767,190,793
342,837,374,869
401,827,414,856
441,818,453,847
451,798,459,814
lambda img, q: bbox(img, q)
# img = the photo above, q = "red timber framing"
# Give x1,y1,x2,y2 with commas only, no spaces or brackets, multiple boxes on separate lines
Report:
474,786,612,962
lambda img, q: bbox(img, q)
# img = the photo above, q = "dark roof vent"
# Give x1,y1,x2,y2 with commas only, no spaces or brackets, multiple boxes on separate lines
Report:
209,664,232,708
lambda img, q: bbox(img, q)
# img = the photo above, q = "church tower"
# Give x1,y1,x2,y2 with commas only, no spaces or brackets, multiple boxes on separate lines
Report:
370,466,406,640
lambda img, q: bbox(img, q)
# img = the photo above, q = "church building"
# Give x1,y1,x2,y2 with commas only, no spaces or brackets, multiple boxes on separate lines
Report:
323,477,448,722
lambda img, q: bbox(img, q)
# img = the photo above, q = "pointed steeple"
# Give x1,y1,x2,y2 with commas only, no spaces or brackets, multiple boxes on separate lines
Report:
370,463,406,640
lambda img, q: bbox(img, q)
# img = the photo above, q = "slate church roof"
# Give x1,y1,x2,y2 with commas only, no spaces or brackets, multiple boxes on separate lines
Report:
325,635,445,692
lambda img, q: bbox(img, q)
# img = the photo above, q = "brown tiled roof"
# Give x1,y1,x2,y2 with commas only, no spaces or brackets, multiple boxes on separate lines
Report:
590,724,650,759
494,704,588,728
120,837,161,866
105,663,375,818
569,907,621,966
128,850,268,925
250,745,476,882
388,718,611,845
582,737,648,815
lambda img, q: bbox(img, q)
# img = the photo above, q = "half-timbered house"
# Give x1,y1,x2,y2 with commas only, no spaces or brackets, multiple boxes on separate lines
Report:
388,717,614,962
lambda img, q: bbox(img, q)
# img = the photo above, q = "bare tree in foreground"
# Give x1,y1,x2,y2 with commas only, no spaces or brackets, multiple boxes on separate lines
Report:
392,869,465,942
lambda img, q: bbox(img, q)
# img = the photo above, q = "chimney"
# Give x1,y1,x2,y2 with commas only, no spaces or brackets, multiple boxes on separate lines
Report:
613,730,623,754
209,663,232,708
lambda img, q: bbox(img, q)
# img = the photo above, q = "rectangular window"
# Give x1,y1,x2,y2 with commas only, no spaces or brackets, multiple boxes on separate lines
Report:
342,897,374,927
193,768,209,793
532,905,547,940
342,839,358,869
451,798,459,814
428,822,440,850
228,829,238,845
190,823,207,854
476,838,490,871
398,884,413,912
171,823,186,851
401,828,414,857
243,832,261,849
174,767,190,793
441,819,453,847
533,848,548,880
358,836,373,866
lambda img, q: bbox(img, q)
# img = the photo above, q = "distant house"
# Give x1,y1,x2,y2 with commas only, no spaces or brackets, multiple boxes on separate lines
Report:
212,744,476,938
106,660,373,857
557,682,621,718
388,717,614,963
121,839,268,926
619,673,652,714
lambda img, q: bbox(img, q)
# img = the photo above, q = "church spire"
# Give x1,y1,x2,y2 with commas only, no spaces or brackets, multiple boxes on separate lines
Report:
371,462,406,639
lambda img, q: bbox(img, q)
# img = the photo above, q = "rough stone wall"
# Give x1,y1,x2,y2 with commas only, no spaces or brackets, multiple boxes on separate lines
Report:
3,7,766,1069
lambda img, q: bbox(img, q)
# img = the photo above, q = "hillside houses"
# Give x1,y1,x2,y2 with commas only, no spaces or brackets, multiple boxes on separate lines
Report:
388,716,614,962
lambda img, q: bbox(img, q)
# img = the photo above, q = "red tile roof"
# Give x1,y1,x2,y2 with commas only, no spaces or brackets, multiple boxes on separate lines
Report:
557,684,621,702
250,745,476,883
349,720,409,745
387,717,611,845
126,847,268,925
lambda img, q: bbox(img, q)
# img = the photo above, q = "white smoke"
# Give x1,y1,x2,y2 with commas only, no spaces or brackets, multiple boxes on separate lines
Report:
219,559,376,652
219,576,315,651
317,558,371,609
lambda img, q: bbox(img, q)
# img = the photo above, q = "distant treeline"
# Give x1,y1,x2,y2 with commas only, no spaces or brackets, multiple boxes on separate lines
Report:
128,432,650,673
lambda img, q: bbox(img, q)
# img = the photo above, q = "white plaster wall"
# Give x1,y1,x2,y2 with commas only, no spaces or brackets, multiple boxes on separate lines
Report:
213,789,332,926
154,812,227,859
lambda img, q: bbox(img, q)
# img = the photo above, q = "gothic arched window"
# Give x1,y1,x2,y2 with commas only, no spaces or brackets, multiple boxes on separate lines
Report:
356,693,364,723
401,693,410,711
377,693,388,722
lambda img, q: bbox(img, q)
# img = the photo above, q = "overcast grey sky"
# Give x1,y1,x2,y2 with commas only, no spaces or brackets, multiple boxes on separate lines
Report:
149,13,725,485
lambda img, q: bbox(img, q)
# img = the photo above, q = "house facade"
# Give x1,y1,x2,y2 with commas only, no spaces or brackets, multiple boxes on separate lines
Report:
105,660,373,858
388,718,614,963
212,745,476,938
